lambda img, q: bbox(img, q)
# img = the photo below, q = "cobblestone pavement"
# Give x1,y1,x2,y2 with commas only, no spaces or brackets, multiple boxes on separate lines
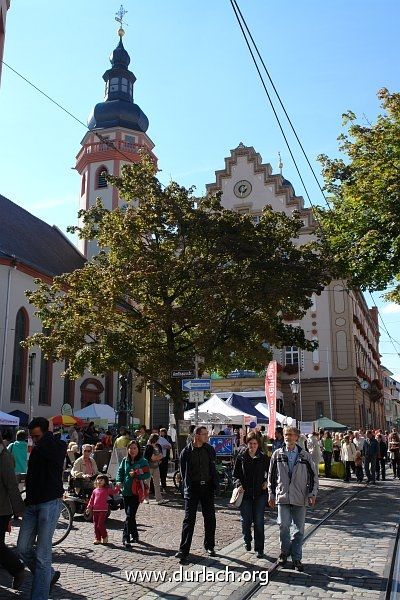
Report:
0,476,396,599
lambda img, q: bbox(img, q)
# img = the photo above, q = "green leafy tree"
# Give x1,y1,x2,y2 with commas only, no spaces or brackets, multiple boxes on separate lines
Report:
315,88,400,300
26,157,329,431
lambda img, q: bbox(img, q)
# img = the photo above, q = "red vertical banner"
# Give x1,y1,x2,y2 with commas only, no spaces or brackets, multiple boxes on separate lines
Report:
266,360,277,438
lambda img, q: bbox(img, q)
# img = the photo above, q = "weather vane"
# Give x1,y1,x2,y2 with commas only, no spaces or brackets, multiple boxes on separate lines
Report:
115,5,128,32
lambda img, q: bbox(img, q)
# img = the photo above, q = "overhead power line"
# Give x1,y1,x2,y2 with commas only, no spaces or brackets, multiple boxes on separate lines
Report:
230,0,330,209
1,60,144,167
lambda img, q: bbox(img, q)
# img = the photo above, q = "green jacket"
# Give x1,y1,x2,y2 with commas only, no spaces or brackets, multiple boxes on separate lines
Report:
116,456,150,496
323,438,333,452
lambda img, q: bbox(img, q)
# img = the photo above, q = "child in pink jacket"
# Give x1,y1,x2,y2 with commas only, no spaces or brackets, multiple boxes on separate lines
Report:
87,475,120,544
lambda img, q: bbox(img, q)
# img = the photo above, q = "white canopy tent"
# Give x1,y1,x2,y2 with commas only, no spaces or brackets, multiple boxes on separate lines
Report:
0,411,20,426
255,402,294,426
185,394,257,425
184,394,257,426
74,403,116,423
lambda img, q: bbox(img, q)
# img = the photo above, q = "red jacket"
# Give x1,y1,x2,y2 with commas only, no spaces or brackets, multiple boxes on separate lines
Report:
87,486,118,511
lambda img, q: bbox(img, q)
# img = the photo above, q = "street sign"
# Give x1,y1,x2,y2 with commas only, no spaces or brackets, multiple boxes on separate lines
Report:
171,369,195,378
182,379,211,391
189,390,204,404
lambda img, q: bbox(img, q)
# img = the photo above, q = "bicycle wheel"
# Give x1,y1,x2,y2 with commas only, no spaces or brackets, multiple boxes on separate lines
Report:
173,470,181,489
218,471,229,494
52,500,73,546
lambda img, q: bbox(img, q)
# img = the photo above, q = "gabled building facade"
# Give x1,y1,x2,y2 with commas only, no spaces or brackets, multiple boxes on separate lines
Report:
206,143,384,429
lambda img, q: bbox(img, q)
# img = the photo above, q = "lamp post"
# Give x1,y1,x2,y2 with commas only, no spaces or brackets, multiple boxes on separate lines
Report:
290,379,300,425
28,352,36,422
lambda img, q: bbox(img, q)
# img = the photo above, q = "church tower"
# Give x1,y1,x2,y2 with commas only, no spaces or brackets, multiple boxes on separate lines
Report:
76,25,157,257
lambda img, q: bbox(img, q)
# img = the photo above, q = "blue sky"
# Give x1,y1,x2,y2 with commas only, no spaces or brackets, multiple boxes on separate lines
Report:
1,0,400,375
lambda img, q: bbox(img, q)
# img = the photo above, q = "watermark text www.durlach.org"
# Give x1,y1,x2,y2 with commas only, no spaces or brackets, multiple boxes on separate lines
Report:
125,565,269,586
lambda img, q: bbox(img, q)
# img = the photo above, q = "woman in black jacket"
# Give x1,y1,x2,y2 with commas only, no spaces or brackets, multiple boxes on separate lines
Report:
233,431,270,558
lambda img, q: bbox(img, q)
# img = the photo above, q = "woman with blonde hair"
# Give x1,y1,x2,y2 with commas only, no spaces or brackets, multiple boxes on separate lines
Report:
70,444,98,495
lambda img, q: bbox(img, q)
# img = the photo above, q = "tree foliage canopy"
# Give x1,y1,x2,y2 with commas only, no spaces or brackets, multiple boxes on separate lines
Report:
315,89,400,300
26,157,329,417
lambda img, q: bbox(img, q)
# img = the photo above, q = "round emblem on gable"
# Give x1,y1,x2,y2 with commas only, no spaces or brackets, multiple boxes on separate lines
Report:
233,180,252,198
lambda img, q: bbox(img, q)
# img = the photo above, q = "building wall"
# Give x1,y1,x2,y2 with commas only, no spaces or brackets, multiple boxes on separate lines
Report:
0,262,115,420
0,0,10,85
206,144,383,430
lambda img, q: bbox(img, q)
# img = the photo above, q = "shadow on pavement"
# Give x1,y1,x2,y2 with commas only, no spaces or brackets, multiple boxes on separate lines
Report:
271,562,385,594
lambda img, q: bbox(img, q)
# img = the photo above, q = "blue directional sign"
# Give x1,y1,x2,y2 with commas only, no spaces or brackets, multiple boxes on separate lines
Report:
181,379,211,392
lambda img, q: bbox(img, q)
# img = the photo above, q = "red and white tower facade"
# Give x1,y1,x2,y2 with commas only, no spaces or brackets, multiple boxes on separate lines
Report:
75,27,157,258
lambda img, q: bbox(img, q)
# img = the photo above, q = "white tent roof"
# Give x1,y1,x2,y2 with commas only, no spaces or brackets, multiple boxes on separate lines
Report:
184,394,256,425
255,402,294,426
215,389,283,400
0,411,19,426
74,403,116,423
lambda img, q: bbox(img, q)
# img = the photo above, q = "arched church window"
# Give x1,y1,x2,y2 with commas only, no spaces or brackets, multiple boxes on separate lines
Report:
121,77,128,93
10,308,29,403
38,331,52,406
96,166,108,189
81,172,86,196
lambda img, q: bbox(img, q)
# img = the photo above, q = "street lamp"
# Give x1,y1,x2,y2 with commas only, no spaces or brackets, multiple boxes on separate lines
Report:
290,379,300,424
28,352,36,422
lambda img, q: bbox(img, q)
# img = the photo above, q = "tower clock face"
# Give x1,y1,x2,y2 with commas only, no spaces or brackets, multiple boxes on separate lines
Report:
234,180,252,198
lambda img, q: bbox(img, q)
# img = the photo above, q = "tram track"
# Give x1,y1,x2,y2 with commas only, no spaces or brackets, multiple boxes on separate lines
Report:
385,519,400,600
231,485,367,600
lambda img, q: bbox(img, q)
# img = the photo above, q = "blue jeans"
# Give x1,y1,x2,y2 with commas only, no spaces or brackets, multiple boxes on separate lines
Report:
277,504,307,561
17,499,61,600
240,495,266,553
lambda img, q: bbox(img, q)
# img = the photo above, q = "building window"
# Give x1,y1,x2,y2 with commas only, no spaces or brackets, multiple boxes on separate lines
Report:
121,77,128,93
110,77,119,92
38,339,52,406
96,166,108,189
10,308,29,403
104,373,113,406
285,346,299,366
81,172,86,196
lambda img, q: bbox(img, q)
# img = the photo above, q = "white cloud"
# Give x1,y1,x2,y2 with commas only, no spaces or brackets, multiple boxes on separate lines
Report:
381,302,400,314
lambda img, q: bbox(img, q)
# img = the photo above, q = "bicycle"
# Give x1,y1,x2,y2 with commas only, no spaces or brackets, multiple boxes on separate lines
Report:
216,461,234,494
10,491,73,547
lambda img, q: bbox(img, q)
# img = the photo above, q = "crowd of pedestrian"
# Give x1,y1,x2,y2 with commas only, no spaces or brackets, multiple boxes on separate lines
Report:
1,417,399,597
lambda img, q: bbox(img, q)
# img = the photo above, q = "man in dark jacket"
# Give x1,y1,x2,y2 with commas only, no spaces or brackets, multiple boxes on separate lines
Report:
17,417,66,600
175,426,219,564
364,430,378,484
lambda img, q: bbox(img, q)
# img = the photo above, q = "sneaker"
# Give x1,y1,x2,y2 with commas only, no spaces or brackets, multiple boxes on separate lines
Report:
12,567,26,590
93,539,101,545
49,570,61,592
101,536,108,545
278,553,288,566
206,548,216,557
143,498,149,504
256,551,265,559
244,543,251,551
123,540,132,549
293,560,304,572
